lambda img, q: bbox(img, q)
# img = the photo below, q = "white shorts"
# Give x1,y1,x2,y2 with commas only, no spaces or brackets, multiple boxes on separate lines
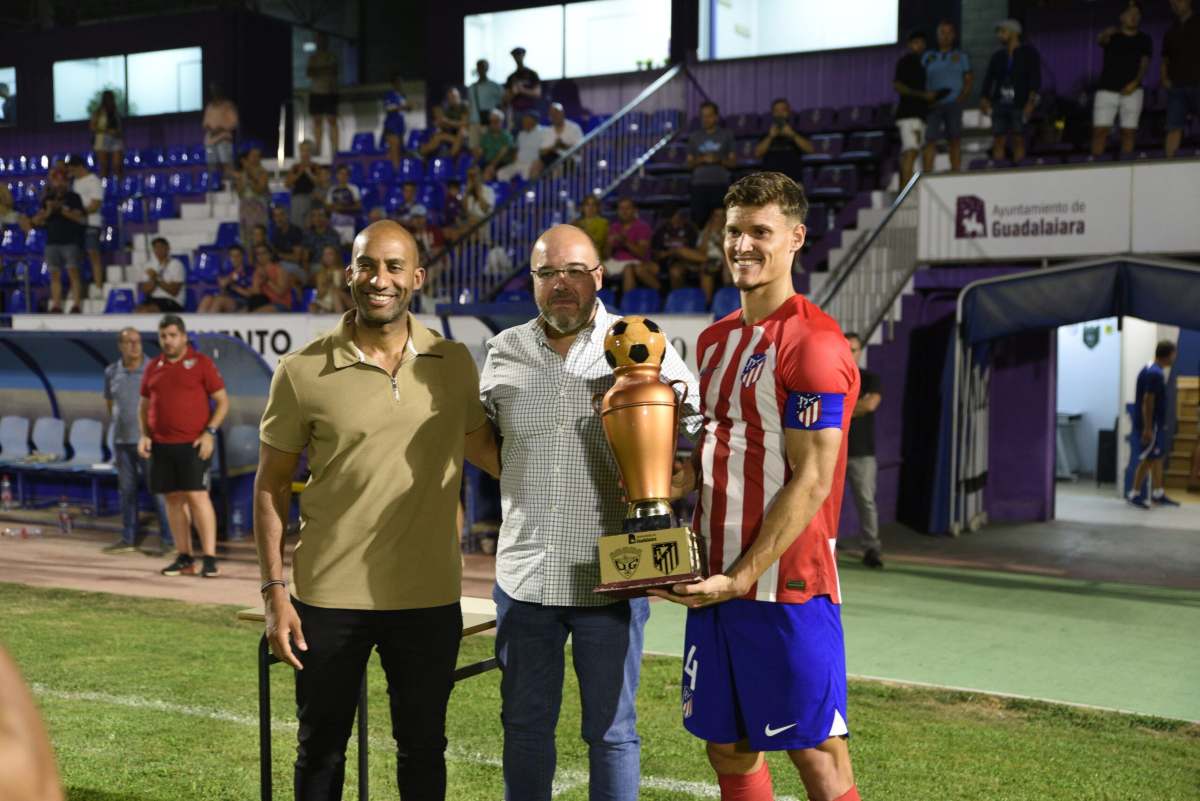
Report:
1093,88,1143,130
603,258,640,277
897,118,925,152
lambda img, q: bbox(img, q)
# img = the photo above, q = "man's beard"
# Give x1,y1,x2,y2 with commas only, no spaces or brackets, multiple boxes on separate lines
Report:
540,294,596,336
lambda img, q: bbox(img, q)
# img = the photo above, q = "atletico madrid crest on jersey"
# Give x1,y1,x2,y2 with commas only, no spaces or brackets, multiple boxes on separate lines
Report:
741,352,766,387
793,393,821,426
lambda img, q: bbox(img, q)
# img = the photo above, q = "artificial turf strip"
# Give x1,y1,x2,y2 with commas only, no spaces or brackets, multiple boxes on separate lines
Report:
1,583,1197,801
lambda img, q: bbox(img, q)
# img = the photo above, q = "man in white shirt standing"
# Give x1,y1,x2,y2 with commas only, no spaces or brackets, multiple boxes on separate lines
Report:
530,102,583,179
66,155,105,301
479,223,701,801
135,237,187,313
497,112,546,182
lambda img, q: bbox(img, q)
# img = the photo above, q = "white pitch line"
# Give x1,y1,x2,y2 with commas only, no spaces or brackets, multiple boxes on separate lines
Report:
30,685,803,801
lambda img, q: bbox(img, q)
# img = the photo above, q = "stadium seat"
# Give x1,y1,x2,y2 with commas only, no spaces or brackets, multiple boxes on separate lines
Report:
621,288,661,314
101,175,119,199
350,132,377,154
99,225,120,252
664,287,708,313
120,175,143,198
429,156,454,182
184,287,199,312
189,144,207,164
597,287,617,308
299,287,318,310
270,191,291,209
711,286,740,319
104,288,136,314
418,183,444,211
29,417,65,461
808,165,857,200
140,148,165,168
166,145,189,165
406,129,430,151
836,105,877,130
496,289,533,304
214,222,240,248
793,107,836,134
168,172,198,195
190,251,221,283
197,170,223,193
398,157,424,183
7,288,28,313
841,131,886,162
119,198,145,223
805,203,830,238
148,196,177,222
368,160,395,186
1,225,24,256
53,418,105,466
24,228,46,255
0,416,30,463
337,162,365,186
454,152,474,180
123,150,142,170
802,133,844,164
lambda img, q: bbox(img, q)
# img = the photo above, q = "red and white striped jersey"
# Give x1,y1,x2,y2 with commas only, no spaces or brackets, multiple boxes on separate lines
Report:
693,294,859,604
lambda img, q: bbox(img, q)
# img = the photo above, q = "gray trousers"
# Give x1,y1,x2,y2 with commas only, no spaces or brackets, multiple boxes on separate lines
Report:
846,455,880,553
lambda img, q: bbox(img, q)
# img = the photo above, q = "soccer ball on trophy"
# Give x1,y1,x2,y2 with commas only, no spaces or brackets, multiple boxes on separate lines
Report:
603,316,667,370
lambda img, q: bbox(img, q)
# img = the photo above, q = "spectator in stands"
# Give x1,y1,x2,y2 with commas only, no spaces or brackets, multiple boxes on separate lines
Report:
980,19,1042,163
1163,0,1200,158
476,109,515,181
141,314,228,578
326,164,362,228
894,30,933,186
65,155,104,301
504,47,542,125
443,179,465,232
202,84,238,178
390,181,420,224
134,237,186,314
844,333,884,568
383,72,412,170
32,166,86,313
406,204,445,263
285,139,320,229
90,90,123,178
421,87,469,159
0,82,14,125
251,223,269,252
1091,4,1152,157
198,245,255,313
696,206,729,304
686,101,736,226
754,98,814,183
0,184,30,231
457,166,495,238
530,102,583,179
251,243,294,312
307,31,340,156
303,207,343,275
103,327,173,555
314,163,333,203
922,21,973,172
497,112,545,182
652,207,704,293
604,197,654,293
270,205,307,286
467,59,504,151
233,147,270,248
572,194,609,259
309,244,352,313
367,205,387,224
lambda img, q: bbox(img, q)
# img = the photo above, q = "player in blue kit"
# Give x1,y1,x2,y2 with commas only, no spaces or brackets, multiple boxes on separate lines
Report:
1127,339,1180,508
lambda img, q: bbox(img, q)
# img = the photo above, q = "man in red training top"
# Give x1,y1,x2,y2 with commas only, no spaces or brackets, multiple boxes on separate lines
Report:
656,171,862,801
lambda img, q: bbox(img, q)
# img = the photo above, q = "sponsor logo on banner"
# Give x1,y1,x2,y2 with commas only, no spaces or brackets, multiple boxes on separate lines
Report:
955,195,987,238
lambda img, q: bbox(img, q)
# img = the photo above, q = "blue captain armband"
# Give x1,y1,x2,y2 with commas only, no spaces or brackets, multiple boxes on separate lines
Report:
784,392,844,430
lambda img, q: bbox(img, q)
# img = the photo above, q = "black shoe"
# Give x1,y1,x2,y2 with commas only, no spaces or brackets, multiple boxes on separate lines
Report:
161,554,196,576
201,556,219,578
862,550,884,569
1152,494,1181,507
102,541,138,555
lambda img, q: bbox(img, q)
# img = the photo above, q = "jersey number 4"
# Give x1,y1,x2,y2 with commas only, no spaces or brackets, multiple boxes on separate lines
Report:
684,645,699,691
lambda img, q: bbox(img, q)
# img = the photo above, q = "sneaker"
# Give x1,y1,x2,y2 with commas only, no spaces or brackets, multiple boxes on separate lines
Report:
88,283,105,300
1126,494,1150,510
200,556,219,578
1152,494,1181,507
102,541,138,555
161,554,196,576
862,549,884,569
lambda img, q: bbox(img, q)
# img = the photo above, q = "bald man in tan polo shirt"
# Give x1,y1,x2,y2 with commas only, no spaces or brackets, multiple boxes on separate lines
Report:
254,220,499,801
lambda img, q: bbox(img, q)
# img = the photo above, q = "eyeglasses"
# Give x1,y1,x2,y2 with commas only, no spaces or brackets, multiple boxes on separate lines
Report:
532,264,600,282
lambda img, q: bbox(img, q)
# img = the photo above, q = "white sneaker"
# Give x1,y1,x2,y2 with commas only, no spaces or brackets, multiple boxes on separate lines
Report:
88,284,105,300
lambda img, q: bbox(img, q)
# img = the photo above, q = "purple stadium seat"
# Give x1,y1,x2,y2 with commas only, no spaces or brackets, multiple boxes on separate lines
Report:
808,165,857,200
729,113,762,138
142,172,168,195
406,129,430,151
429,156,454,182
189,144,207,164
104,288,136,314
148,196,177,221
1,225,23,256
803,133,844,164
214,221,240,248
841,131,885,161
398,157,424,183
350,132,377,154
99,225,119,252
368,160,395,186
805,203,830,237
793,108,836,134
621,288,661,314
836,105,878,131
736,139,761,166
24,228,46,255
711,286,740,319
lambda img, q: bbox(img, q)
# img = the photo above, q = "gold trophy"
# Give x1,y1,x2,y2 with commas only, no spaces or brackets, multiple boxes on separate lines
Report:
593,316,706,596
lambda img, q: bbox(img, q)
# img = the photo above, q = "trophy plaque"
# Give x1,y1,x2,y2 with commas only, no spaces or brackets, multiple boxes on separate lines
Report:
593,316,706,596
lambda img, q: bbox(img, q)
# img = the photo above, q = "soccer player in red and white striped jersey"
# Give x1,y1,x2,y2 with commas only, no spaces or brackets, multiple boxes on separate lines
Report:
654,172,862,801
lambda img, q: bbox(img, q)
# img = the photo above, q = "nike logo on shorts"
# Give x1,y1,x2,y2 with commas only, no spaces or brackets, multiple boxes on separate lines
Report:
764,722,797,737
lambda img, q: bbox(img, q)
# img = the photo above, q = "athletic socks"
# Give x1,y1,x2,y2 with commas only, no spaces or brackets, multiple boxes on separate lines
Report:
831,786,862,801
717,761,773,801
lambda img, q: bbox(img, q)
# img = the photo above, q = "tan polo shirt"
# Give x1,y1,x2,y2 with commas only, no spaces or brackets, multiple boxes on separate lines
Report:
260,311,487,610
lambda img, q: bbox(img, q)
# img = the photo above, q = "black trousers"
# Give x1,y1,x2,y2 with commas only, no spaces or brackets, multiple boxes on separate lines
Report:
292,597,463,801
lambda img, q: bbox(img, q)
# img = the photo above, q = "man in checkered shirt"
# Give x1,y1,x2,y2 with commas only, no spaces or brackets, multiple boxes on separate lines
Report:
479,223,701,801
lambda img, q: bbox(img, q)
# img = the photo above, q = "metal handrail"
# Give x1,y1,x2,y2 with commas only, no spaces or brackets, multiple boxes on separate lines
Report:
813,170,922,308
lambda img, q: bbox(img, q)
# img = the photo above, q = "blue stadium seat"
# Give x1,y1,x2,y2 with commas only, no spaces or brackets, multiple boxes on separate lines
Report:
120,175,143,198
168,172,198,196
101,175,119,199
24,228,46,255
99,225,120,251
142,172,168,195
664,287,708,313
487,181,511,208
104,288,136,314
350,132,377,154
184,287,199,312
596,287,617,308
621,288,661,314
123,150,142,170
406,129,429,151
29,154,49,175
140,148,165,168
7,288,28,313
0,416,30,463
1,225,24,256
52,418,105,466
197,170,223,193
119,198,145,224
193,249,223,282
270,191,291,208
711,286,740,319
214,222,240,248
454,152,474,180
166,145,189,166
336,162,365,187
29,417,65,460
418,182,444,211
84,151,97,170
398,157,424,184
497,290,533,304
189,144,207,164
368,160,395,186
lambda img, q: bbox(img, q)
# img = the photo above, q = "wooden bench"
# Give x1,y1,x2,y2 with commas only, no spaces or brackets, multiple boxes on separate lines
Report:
238,595,498,801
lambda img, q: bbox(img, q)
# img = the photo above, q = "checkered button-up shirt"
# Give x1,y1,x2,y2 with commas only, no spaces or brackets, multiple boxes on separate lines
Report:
480,300,702,607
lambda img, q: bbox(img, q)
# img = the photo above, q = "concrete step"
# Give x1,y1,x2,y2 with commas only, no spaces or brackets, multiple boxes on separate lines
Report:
180,199,238,221
156,217,223,237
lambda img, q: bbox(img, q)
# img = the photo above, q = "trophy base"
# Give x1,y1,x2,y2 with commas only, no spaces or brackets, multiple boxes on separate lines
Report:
594,525,706,598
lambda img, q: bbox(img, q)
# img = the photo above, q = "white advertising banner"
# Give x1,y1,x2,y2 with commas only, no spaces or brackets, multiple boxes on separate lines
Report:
1130,162,1200,255
9,312,716,374
919,165,1132,262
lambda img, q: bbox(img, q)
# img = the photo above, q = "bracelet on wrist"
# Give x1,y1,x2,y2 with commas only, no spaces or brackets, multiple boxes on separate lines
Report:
261,579,287,595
